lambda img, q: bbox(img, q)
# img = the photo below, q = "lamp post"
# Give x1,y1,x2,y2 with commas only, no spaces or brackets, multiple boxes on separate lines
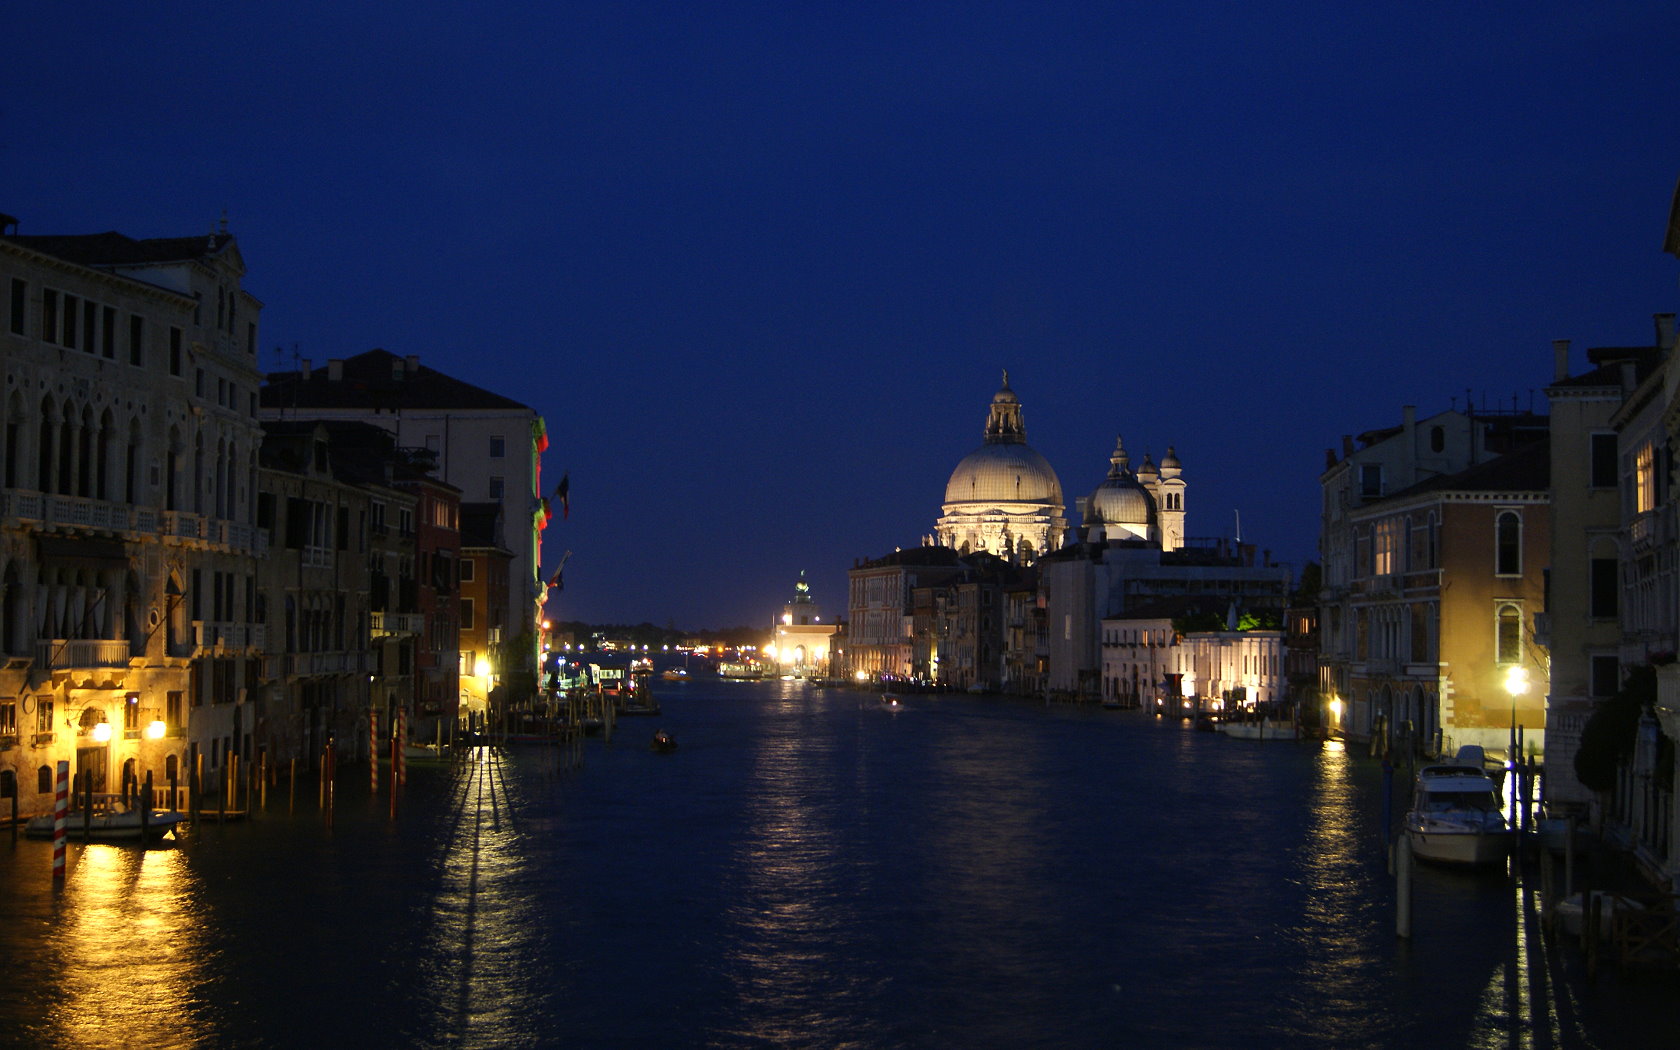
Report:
1504,664,1529,759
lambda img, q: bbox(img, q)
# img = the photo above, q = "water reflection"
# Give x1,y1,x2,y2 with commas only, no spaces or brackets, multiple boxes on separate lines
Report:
718,686,864,1046
405,749,548,1048
1284,739,1397,1044
43,845,209,1050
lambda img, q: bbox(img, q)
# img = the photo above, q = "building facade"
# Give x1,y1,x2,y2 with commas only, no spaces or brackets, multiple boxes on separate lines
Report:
1,220,266,806
260,350,547,692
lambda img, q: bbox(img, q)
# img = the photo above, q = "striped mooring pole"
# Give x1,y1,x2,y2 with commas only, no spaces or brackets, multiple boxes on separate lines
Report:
51,760,69,883
369,708,379,795
396,707,407,789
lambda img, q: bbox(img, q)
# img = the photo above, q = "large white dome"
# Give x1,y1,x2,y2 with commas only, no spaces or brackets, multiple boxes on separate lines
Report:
945,443,1064,505
934,373,1067,564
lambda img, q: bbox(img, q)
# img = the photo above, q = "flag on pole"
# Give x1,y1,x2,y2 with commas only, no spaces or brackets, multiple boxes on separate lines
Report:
555,474,570,519
548,549,572,591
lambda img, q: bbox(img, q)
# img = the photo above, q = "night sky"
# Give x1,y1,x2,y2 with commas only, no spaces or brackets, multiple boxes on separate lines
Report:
7,4,1678,630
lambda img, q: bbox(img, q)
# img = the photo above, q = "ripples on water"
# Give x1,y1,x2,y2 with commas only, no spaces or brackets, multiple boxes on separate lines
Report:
1,682,1674,1049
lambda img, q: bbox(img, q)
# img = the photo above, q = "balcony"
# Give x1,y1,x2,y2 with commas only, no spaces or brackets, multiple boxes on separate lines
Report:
35,638,132,671
1,490,266,555
371,611,424,636
192,621,266,651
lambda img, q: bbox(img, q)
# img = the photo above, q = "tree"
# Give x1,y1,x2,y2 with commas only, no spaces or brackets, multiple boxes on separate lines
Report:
1574,664,1655,792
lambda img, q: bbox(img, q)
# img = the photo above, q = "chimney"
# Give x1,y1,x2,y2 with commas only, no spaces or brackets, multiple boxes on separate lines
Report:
1325,448,1338,469
1656,313,1676,350
327,359,343,382
406,354,420,374
301,358,312,381
1341,435,1354,457
1553,339,1571,382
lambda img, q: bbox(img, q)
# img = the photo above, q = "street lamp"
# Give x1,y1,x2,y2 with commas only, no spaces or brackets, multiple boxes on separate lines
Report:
1505,664,1529,762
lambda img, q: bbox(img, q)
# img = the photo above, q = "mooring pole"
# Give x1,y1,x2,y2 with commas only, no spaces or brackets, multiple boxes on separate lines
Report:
51,761,68,883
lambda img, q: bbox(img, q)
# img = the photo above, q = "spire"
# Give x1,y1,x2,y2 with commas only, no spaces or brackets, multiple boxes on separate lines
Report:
983,372,1027,445
1107,435,1130,478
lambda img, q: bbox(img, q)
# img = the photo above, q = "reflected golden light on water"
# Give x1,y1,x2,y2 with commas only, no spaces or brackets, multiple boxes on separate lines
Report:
409,749,545,1045
46,844,208,1050
1292,739,1388,1038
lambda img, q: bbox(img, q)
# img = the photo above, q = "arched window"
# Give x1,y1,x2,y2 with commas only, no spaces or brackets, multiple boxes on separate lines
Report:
0,769,14,799
1496,511,1521,576
37,765,52,795
1496,604,1522,664
1430,426,1445,453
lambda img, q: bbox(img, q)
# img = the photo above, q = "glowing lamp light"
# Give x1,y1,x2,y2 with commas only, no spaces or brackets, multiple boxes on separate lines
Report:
90,722,112,743
146,720,167,740
1504,666,1530,698
474,656,492,678
1328,697,1345,720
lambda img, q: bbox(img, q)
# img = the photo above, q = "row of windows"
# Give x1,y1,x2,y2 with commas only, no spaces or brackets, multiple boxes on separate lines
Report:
10,279,186,375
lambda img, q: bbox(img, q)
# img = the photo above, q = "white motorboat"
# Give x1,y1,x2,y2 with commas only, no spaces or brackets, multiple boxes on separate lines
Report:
1404,753,1511,865
25,796,185,842
1219,718,1292,740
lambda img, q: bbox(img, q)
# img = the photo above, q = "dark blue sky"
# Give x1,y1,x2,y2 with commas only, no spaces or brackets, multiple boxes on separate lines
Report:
7,3,1678,629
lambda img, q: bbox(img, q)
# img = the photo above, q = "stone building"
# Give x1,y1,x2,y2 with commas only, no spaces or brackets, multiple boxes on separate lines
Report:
0,218,266,805
1545,333,1668,805
260,349,548,692
1318,403,1546,744
254,421,376,765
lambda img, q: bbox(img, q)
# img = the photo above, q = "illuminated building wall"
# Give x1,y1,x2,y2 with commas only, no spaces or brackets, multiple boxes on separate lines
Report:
0,222,266,802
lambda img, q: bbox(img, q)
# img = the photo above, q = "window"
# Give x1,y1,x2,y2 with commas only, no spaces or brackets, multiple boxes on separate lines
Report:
489,436,505,458
38,766,52,795
1589,557,1618,618
123,693,141,739
1590,655,1620,699
0,700,14,743
1360,463,1382,499
489,477,504,499
1430,426,1445,453
196,369,206,397
461,598,475,630
41,289,58,343
1590,433,1618,488
35,699,53,736
63,294,78,347
166,691,183,734
102,306,116,358
459,558,475,583
9,278,24,335
169,327,183,375
1409,604,1431,664
1373,518,1401,575
129,315,144,365
1634,443,1656,514
1495,511,1521,576
1496,604,1522,664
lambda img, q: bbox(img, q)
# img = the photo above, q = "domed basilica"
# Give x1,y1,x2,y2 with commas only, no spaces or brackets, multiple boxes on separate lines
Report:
931,373,1185,563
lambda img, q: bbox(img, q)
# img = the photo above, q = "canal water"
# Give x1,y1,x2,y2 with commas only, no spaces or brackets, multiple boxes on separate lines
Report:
1,679,1674,1049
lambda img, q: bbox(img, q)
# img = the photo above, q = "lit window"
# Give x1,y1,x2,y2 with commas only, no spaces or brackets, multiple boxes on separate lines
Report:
1495,511,1521,576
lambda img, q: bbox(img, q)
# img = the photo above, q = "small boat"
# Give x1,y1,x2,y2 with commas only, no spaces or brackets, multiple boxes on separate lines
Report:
1219,718,1293,741
651,729,678,753
1404,751,1511,866
26,797,185,843
660,668,689,682
880,695,903,712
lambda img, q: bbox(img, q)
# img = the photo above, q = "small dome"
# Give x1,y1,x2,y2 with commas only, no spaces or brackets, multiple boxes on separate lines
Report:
1087,435,1154,528
1160,446,1182,471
